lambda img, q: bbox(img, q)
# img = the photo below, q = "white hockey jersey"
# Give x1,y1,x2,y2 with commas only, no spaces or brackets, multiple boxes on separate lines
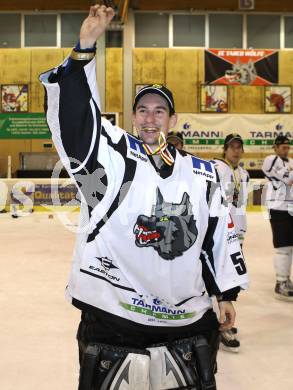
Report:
213,159,249,243
40,58,248,327
262,154,293,211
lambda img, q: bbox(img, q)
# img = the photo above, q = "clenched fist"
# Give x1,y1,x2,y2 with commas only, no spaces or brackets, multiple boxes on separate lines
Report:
80,4,115,49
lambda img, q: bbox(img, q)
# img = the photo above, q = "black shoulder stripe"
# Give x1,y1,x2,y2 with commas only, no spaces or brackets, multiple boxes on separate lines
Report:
199,254,221,297
215,167,221,183
201,216,218,273
43,87,48,114
206,180,212,204
200,216,223,296
267,156,278,173
58,69,100,169
87,134,137,242
268,176,280,182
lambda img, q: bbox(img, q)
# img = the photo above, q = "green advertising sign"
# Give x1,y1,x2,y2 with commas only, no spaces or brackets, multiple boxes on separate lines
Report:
0,113,51,139
185,138,293,146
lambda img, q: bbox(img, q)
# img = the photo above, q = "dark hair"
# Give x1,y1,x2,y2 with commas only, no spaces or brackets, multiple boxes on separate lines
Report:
274,135,290,146
133,84,175,115
223,133,244,157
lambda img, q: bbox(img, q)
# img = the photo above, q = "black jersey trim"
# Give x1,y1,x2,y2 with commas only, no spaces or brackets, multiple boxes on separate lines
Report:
174,293,204,307
58,68,98,169
268,176,280,182
80,269,137,292
87,133,137,242
200,216,222,296
267,156,278,173
147,144,177,179
206,180,212,204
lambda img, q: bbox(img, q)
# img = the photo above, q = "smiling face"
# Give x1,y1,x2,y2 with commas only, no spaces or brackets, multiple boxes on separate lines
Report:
224,140,244,167
275,143,290,159
133,93,177,148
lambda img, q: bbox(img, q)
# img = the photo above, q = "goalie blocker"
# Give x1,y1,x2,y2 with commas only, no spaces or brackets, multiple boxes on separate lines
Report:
78,335,217,390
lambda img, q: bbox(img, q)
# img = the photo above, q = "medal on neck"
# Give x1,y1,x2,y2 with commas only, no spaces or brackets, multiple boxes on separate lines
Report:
143,131,175,166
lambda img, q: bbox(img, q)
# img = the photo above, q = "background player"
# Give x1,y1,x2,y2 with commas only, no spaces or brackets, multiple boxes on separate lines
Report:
166,131,184,150
213,134,249,353
262,135,293,301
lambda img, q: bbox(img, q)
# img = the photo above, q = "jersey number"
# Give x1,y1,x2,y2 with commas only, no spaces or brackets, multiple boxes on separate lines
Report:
231,252,247,275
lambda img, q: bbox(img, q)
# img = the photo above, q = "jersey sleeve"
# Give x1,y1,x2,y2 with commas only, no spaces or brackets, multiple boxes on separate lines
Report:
212,159,235,203
200,177,249,298
237,168,250,209
39,57,126,209
262,155,293,184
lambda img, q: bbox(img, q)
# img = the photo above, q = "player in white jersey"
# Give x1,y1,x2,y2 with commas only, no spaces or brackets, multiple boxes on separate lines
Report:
213,134,250,245
262,135,293,301
40,5,248,389
213,134,249,353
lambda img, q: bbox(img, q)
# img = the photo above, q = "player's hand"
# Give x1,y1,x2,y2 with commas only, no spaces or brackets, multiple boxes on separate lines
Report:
218,301,236,331
80,4,115,49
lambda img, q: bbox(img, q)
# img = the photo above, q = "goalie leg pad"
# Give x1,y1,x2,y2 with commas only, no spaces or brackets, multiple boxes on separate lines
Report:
147,345,188,390
78,342,150,390
192,336,217,390
147,335,217,390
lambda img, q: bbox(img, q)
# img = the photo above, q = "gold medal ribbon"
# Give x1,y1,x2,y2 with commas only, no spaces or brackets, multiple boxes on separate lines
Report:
142,132,175,166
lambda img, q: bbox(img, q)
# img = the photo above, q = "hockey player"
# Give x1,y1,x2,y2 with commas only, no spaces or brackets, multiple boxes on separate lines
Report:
262,135,293,301
213,134,250,245
213,134,249,353
166,131,184,151
40,5,248,389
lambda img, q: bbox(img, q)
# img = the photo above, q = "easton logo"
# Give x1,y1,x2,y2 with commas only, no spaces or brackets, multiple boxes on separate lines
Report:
96,256,118,272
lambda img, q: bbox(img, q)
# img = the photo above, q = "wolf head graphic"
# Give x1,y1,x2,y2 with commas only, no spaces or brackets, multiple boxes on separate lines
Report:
133,188,198,260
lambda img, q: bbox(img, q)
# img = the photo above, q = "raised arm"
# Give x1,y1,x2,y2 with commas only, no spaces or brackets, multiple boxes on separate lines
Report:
39,5,122,211
79,4,115,49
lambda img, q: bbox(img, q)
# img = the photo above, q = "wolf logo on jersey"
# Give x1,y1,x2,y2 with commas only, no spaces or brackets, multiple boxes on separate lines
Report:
133,188,198,260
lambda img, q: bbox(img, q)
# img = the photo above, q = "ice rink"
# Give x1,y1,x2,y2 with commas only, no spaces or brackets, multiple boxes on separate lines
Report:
1,210,293,390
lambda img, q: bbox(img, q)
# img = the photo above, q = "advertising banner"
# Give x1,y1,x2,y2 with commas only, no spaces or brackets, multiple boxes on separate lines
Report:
174,113,293,154
33,184,78,206
0,112,118,139
0,113,50,139
0,179,79,211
